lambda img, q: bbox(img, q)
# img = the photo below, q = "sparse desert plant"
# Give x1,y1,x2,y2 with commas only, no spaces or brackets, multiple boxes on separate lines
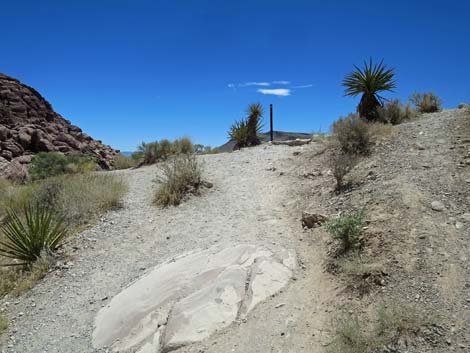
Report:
330,153,357,192
0,313,8,333
0,206,67,266
332,114,372,155
343,58,397,121
137,137,195,165
138,141,160,165
113,154,138,169
246,103,264,146
29,152,95,180
330,303,432,353
377,99,417,125
154,155,202,206
229,118,250,149
409,92,442,113
325,212,364,252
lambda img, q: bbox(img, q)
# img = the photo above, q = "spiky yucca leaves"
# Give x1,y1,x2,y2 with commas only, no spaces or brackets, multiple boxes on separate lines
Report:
343,58,396,121
0,206,67,266
246,103,264,146
228,119,249,149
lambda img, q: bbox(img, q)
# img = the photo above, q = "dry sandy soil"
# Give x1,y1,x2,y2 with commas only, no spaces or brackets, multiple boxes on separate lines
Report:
0,142,336,353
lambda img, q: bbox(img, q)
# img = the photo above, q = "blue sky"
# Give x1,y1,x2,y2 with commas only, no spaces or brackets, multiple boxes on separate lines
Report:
1,0,469,151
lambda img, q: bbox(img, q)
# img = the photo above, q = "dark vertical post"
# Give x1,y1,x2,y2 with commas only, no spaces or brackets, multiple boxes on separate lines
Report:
269,104,273,142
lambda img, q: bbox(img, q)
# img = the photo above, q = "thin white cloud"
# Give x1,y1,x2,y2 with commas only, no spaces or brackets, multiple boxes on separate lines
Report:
239,82,271,87
257,88,291,97
227,83,235,88
293,84,314,89
272,80,290,85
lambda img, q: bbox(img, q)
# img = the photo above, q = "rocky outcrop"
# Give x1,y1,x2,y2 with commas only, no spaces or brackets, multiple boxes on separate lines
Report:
0,73,118,172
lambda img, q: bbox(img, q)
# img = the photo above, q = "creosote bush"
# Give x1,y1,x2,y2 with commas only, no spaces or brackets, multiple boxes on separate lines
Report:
29,152,96,180
154,155,203,207
332,114,372,155
0,206,67,266
113,154,138,170
136,137,195,165
325,212,364,253
409,92,442,113
377,99,417,125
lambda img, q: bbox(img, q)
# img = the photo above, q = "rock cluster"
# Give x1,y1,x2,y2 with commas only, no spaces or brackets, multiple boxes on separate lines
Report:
0,73,118,175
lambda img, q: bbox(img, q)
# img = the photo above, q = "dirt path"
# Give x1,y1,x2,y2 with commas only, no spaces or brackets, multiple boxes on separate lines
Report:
1,143,335,353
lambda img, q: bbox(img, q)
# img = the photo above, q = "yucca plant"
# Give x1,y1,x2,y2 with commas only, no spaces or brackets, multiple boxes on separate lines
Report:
246,103,264,146
0,206,67,266
228,118,249,149
343,58,396,121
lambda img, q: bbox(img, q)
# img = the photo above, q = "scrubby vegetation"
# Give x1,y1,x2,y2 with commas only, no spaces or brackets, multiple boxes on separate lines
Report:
410,92,442,113
136,136,195,165
0,172,127,297
325,212,364,253
228,103,263,150
330,303,432,353
194,144,219,154
29,152,96,180
332,114,372,155
113,153,139,169
377,99,417,125
330,153,356,192
0,313,8,334
154,155,203,206
343,58,396,121
0,206,67,266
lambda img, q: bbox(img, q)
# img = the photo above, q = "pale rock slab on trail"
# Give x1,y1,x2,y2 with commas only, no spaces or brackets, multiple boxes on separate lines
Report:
92,244,296,353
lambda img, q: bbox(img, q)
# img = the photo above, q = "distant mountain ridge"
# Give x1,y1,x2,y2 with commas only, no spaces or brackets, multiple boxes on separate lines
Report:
217,131,313,152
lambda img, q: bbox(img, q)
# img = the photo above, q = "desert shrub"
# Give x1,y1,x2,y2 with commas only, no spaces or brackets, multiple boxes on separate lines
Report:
154,155,202,206
330,304,432,353
325,212,364,252
0,313,8,333
0,206,67,266
29,152,95,180
330,153,357,192
409,92,442,113
137,137,195,165
113,154,138,170
332,114,372,155
228,119,250,149
173,137,194,155
194,144,219,154
45,173,127,226
378,99,417,125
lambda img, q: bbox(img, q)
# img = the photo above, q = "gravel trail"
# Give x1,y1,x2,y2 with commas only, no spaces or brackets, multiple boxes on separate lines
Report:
1,144,334,353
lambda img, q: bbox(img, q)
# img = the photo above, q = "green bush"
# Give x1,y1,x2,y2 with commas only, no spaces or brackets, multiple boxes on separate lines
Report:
29,152,95,180
409,92,442,113
378,99,417,125
332,114,372,155
0,206,67,266
113,154,138,170
228,119,249,149
325,212,364,252
137,137,195,165
154,155,202,206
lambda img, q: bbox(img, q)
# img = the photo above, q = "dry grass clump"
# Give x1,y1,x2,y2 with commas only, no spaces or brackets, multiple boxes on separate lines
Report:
410,92,442,113
330,303,432,353
330,153,357,192
0,313,8,334
377,99,417,125
332,114,372,155
137,136,195,165
154,155,203,207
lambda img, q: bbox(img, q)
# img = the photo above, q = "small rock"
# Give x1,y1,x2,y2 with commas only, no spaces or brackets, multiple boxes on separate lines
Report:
431,201,445,212
275,303,286,309
455,222,464,230
301,212,328,229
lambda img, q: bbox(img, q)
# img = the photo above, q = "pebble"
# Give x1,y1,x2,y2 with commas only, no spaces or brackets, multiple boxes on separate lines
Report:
431,201,445,211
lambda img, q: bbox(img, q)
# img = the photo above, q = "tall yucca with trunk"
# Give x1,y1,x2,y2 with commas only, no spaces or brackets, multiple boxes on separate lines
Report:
343,58,396,121
246,103,263,146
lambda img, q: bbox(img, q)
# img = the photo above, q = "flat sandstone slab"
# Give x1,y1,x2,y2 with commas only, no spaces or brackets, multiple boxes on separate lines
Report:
92,244,296,353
